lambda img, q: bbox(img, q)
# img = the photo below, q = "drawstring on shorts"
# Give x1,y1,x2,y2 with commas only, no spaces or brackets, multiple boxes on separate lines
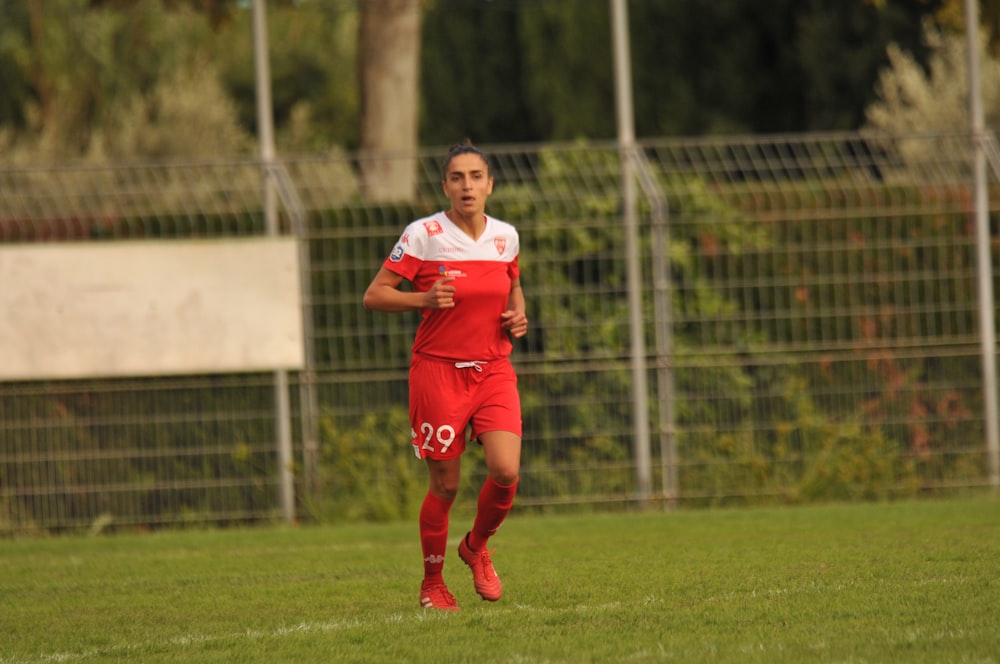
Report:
454,361,487,372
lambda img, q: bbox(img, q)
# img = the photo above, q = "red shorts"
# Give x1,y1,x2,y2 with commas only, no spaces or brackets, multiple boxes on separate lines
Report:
408,355,522,460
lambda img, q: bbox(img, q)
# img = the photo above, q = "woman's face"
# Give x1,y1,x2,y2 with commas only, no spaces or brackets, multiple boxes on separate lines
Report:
442,153,494,217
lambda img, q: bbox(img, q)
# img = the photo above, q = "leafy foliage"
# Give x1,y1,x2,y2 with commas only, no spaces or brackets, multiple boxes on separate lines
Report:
866,19,1000,134
0,0,357,162
422,0,941,142
0,376,278,532
0,0,954,164
1,137,992,529
312,406,426,522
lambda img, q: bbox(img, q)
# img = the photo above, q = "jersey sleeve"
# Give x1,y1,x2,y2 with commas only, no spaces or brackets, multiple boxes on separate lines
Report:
382,220,428,282
507,230,520,279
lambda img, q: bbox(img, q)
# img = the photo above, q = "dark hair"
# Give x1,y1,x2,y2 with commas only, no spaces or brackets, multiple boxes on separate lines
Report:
441,141,490,179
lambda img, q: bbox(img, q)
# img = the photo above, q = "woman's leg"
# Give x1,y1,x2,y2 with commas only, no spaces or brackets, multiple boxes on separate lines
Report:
466,430,521,550
457,431,520,601
421,456,462,584
418,456,463,609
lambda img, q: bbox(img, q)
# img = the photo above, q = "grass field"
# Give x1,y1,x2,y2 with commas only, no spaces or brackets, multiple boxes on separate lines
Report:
1,496,998,663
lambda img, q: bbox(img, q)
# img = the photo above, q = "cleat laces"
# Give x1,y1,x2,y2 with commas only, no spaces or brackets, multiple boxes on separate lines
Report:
420,582,460,611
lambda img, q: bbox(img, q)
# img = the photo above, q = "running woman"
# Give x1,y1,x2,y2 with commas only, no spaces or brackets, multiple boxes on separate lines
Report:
363,142,528,611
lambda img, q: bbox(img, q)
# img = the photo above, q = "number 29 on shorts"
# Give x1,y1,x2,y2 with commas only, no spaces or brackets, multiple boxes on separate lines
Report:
411,422,457,458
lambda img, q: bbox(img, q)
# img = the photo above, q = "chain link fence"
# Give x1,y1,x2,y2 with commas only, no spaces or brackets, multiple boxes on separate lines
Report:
1,132,998,533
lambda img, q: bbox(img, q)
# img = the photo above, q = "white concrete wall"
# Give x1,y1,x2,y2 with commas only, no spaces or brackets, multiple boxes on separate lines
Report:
0,238,304,381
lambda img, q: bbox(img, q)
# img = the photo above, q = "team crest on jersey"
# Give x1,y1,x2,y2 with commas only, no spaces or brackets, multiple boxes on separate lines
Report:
389,245,404,262
423,219,444,237
494,237,507,255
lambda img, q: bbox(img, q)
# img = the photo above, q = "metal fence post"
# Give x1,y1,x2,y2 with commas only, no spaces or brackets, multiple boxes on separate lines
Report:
632,151,678,506
253,0,296,522
611,0,653,505
964,0,1000,487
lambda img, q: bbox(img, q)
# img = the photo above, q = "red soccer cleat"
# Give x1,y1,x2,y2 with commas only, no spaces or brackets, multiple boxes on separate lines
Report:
458,534,503,601
419,582,460,611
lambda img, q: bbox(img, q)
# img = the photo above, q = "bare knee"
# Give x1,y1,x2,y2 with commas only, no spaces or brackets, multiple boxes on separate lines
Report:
426,458,461,501
429,480,459,502
489,467,520,487
480,431,521,487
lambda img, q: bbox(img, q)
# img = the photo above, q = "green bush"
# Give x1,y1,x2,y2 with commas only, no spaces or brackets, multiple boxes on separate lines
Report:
310,407,424,522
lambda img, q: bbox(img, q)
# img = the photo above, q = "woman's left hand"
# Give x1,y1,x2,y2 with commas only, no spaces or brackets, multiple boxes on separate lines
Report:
501,310,528,339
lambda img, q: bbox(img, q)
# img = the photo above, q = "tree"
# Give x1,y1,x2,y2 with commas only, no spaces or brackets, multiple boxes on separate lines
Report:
936,0,1000,54
792,0,940,131
420,3,534,145
357,0,422,201
87,0,245,29
0,0,965,163
518,1,615,139
419,0,942,142
0,0,250,162
210,3,359,152
865,19,1000,134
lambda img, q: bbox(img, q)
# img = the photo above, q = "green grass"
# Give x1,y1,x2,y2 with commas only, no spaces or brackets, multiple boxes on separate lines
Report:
1,496,998,663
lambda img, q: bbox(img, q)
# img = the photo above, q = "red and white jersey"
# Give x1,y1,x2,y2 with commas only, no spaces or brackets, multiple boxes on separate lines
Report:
383,211,520,361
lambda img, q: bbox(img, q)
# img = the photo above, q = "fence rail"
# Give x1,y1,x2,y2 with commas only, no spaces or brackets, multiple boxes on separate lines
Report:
1,131,998,533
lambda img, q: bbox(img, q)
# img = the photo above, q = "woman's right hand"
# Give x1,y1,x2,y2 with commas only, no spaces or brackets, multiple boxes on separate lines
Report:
424,277,456,309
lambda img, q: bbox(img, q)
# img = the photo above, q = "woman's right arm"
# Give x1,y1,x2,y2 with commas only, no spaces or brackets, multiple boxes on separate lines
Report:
363,266,456,312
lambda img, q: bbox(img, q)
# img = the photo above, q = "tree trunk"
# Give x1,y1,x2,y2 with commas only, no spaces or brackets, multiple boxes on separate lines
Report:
358,0,422,202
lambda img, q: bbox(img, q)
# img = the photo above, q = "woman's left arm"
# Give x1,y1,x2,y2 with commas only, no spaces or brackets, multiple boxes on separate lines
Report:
501,278,528,339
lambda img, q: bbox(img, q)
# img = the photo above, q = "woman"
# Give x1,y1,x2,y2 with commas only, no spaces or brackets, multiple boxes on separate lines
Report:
363,142,528,611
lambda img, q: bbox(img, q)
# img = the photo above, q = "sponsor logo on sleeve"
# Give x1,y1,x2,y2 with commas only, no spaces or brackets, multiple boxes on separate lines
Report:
390,245,405,262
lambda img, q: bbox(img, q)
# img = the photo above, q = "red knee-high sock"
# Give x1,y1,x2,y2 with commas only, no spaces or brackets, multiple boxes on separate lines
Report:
420,492,454,585
467,476,519,551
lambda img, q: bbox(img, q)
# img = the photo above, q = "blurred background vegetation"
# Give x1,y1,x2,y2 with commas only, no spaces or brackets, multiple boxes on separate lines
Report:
4,1,1000,528
2,0,1000,165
